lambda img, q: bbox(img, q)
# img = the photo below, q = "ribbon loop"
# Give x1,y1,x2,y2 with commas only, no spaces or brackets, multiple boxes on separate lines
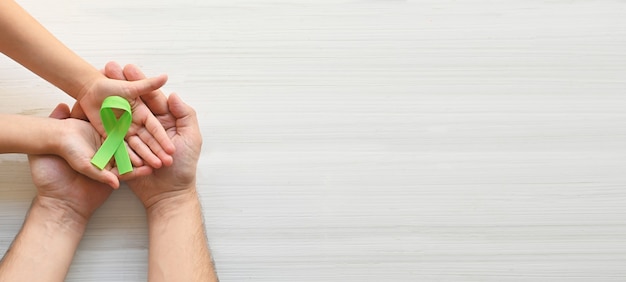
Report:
91,96,133,174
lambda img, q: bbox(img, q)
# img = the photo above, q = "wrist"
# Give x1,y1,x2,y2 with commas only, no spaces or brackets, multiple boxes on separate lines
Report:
25,117,67,156
145,188,199,221
44,119,79,161
0,196,88,281
74,71,104,101
33,195,90,232
45,118,67,157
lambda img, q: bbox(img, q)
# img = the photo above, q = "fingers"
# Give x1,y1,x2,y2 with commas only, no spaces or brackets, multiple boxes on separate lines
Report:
167,93,202,147
105,61,126,80
127,134,162,168
114,165,153,181
168,93,197,126
124,103,175,167
78,163,120,189
122,74,168,100
82,164,120,189
123,64,170,115
106,61,167,106
124,140,144,167
69,102,88,121
132,119,174,167
140,109,176,156
105,62,175,161
49,103,70,119
144,112,176,159
122,64,175,157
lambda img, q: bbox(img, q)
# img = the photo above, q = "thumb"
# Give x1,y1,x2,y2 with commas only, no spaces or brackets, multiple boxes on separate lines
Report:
68,160,120,189
167,93,195,121
49,103,70,119
69,102,88,121
121,74,168,99
104,61,125,80
167,93,202,145
77,163,120,189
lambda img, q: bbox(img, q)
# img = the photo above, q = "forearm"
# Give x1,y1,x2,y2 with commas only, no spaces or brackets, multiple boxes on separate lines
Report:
147,189,217,282
0,0,102,99
0,196,87,281
0,114,61,155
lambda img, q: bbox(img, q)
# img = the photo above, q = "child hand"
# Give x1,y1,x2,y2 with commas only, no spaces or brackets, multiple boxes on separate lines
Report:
74,62,175,169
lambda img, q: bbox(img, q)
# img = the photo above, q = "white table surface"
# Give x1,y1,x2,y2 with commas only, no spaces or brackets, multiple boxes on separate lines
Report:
1,0,626,281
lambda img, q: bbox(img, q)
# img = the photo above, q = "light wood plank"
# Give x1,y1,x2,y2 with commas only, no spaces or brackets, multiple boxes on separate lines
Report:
1,0,626,281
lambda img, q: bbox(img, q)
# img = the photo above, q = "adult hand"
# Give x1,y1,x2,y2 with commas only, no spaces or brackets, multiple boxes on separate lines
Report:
2,103,120,281
75,62,175,169
29,103,115,221
104,63,201,207
126,92,201,209
106,64,202,208
109,65,217,282
28,104,152,219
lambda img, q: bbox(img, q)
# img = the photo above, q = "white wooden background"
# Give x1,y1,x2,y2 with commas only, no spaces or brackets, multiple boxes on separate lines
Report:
1,0,626,281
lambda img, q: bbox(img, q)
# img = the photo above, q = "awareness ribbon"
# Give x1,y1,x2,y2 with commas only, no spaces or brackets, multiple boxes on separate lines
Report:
90,96,133,174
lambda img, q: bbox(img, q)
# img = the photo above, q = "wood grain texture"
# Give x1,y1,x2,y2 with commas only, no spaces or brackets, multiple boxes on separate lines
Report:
1,0,626,281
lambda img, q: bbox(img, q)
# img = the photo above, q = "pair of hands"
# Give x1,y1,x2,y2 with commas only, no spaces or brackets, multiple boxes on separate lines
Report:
30,63,202,221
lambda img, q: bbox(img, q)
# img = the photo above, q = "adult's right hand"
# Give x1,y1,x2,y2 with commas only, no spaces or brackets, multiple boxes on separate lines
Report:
106,64,202,210
106,64,217,282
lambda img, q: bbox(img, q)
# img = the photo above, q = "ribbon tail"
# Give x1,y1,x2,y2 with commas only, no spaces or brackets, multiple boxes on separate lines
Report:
114,142,133,175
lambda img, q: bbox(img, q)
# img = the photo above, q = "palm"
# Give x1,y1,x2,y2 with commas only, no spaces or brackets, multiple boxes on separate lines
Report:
126,112,198,206
28,154,113,220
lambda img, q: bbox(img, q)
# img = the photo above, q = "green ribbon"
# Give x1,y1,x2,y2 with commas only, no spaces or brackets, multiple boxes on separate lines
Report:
90,96,133,174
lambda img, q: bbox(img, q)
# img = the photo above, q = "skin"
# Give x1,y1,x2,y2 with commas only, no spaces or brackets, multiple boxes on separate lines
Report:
0,0,175,169
0,64,217,281
0,1,214,279
108,64,218,281
0,104,126,281
0,104,153,188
